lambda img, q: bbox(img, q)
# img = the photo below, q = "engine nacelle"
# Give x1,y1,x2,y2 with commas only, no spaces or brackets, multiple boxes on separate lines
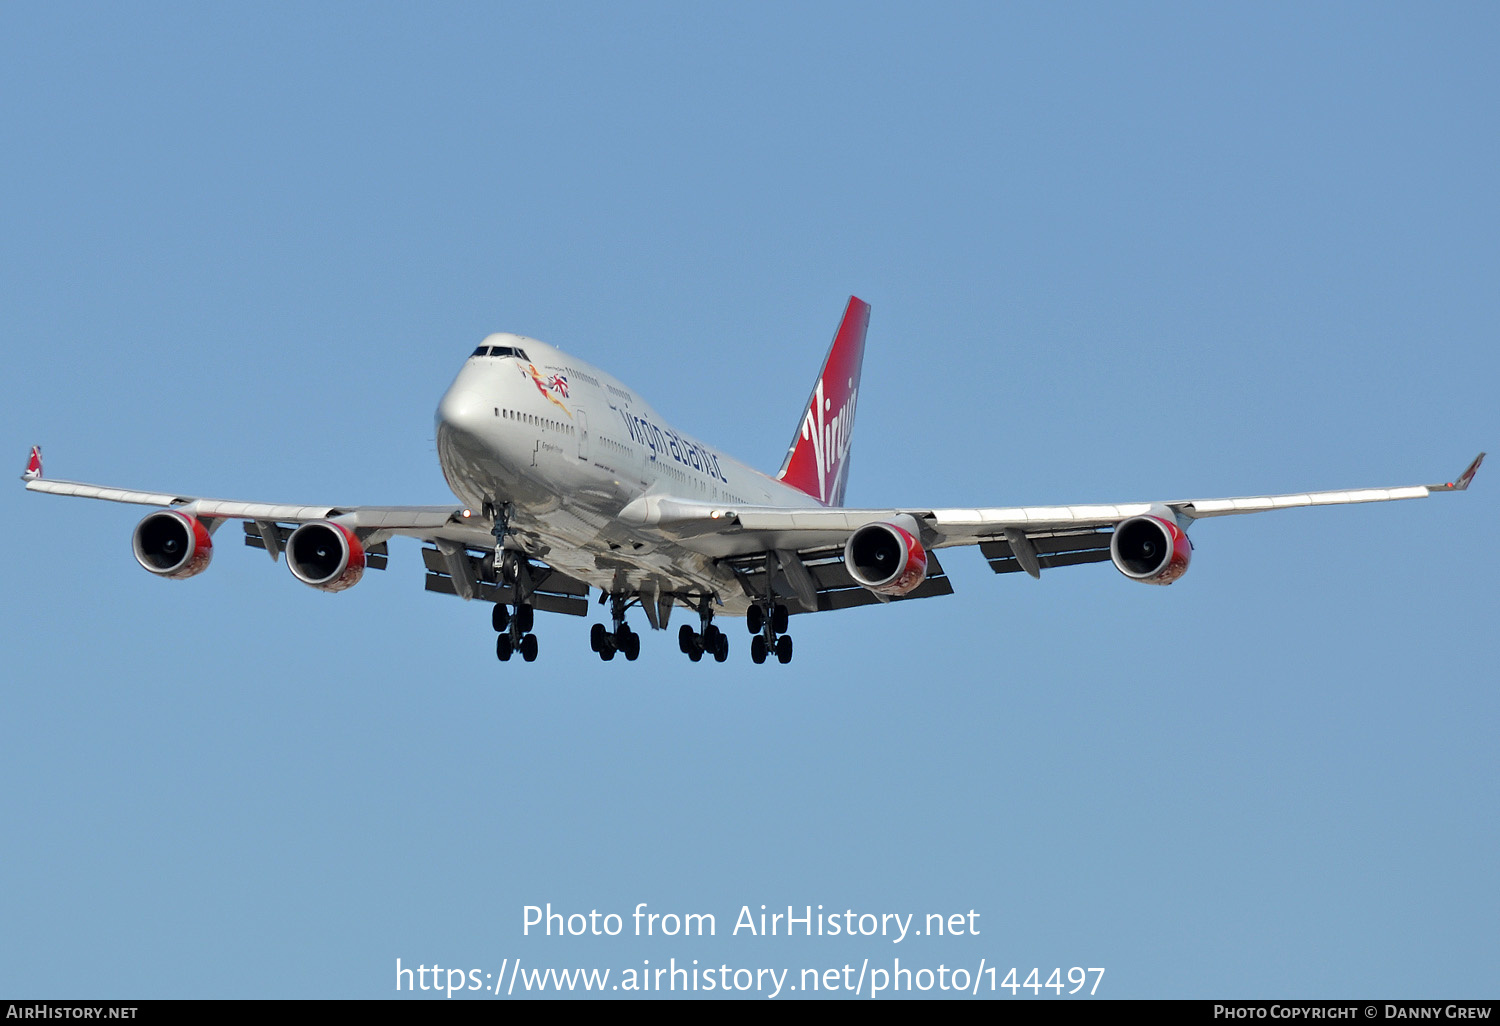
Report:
1110,514,1191,585
844,521,928,597
286,520,365,592
132,510,214,579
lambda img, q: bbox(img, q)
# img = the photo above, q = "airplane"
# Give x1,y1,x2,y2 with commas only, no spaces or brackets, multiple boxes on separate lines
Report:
21,297,1485,666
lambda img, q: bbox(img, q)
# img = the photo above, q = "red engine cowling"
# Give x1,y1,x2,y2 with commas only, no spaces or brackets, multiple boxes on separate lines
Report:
132,510,213,579
286,520,365,592
844,521,928,597
1110,514,1191,585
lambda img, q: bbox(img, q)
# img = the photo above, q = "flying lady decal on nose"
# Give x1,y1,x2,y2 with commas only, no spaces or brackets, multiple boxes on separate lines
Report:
526,364,573,416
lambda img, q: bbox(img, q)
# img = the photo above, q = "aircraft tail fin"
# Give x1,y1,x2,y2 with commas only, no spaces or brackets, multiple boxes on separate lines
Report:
775,297,869,507
21,446,42,482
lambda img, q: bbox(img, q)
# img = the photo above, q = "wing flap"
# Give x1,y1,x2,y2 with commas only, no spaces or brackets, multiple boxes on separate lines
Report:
245,522,389,569
979,528,1114,575
726,546,954,614
419,544,590,614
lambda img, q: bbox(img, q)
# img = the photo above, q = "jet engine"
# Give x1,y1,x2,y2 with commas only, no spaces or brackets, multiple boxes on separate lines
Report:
286,520,366,592
132,510,213,579
844,521,928,596
1110,514,1191,585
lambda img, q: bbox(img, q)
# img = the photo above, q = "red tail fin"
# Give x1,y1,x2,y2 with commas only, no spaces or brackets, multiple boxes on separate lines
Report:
776,297,869,507
22,445,42,482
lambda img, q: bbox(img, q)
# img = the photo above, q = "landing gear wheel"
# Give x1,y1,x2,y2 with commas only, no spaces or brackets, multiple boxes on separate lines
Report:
492,604,510,632
515,603,534,634
519,634,538,662
776,635,793,664
703,623,721,647
714,632,729,662
496,634,513,662
771,604,790,635
688,645,703,663
600,644,615,661
747,604,764,634
623,630,641,661
679,624,696,654
591,623,608,653
751,635,768,664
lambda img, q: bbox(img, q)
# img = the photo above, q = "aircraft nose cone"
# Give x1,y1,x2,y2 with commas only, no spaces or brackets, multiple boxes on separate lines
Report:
436,385,488,436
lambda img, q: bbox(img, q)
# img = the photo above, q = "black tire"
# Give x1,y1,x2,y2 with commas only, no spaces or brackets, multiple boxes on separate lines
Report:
747,604,764,634
714,632,729,662
624,631,641,661
591,623,608,653
751,635,767,664
688,646,703,663
776,635,793,664
492,604,510,632
771,604,790,635
703,623,720,646
520,634,538,662
679,624,696,654
600,644,615,661
496,634,513,662
516,603,535,633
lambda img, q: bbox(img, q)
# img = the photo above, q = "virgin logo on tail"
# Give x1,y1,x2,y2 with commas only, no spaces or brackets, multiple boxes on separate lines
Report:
777,298,869,507
798,378,859,505
21,445,42,482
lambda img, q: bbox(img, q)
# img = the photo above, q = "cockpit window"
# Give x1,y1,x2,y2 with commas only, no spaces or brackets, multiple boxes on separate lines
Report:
471,345,531,360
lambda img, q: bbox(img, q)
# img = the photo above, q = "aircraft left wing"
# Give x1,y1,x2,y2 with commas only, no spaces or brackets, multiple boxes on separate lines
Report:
623,452,1484,544
621,453,1484,606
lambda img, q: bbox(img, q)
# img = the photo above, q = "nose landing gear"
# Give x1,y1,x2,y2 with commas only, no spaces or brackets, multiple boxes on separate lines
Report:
492,601,538,662
486,502,539,664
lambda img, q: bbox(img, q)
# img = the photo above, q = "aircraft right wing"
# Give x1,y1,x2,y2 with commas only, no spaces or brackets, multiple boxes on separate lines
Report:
18,445,595,611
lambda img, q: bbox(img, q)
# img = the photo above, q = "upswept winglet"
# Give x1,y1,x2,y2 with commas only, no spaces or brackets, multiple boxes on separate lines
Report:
21,445,42,482
1432,452,1485,492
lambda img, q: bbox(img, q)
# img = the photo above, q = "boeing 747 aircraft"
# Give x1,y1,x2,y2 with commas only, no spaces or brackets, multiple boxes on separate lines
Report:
21,298,1484,665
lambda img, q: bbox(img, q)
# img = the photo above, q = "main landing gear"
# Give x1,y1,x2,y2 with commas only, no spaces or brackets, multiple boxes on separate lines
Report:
678,600,729,663
747,602,793,665
591,591,640,661
492,600,539,662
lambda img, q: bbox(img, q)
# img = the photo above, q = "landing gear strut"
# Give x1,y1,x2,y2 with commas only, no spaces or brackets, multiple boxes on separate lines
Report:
747,601,793,664
678,597,728,663
489,502,538,663
591,591,640,661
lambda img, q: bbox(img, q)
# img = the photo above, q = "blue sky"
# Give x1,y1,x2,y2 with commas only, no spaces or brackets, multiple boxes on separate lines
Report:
2,2,1494,999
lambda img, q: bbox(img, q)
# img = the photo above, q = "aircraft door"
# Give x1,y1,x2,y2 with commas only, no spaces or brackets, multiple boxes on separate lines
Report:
576,409,589,460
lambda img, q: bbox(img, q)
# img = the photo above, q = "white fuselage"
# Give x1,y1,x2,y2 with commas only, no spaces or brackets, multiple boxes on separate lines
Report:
435,333,818,613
